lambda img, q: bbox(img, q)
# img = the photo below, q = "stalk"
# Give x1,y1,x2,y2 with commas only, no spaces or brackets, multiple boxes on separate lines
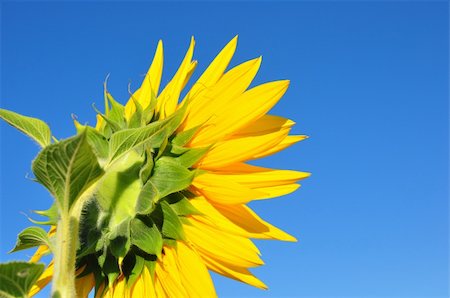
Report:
52,212,78,298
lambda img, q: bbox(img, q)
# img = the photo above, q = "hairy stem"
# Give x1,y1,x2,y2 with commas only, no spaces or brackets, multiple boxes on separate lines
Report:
52,212,78,298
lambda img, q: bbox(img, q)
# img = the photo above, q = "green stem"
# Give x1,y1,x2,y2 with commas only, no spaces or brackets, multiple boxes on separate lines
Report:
52,212,78,298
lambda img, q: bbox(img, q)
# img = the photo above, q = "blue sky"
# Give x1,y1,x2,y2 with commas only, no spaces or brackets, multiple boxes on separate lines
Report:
1,1,448,297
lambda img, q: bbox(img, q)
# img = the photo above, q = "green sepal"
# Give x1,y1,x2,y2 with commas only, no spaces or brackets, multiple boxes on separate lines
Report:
125,255,144,287
74,122,109,161
144,260,156,281
163,238,178,248
128,96,144,129
130,217,163,257
30,203,58,226
0,262,45,298
165,193,202,216
171,125,201,147
152,201,185,241
108,219,131,259
150,157,194,198
139,148,154,184
0,108,51,148
175,146,210,168
105,92,126,128
108,102,187,163
142,91,158,125
102,253,120,288
92,104,122,133
32,130,104,213
135,181,159,215
10,227,52,253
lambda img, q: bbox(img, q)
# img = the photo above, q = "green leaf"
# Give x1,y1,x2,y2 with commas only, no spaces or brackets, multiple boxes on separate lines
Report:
171,125,201,147
30,203,58,226
144,260,156,281
152,201,185,241
0,262,45,298
130,218,163,257
10,227,52,253
108,101,187,162
125,255,144,287
165,193,202,216
139,148,154,184
74,124,109,161
128,97,144,129
150,157,194,198
108,219,131,259
102,253,119,288
175,147,210,168
0,108,51,148
108,121,166,162
106,92,126,128
135,181,159,215
32,131,104,212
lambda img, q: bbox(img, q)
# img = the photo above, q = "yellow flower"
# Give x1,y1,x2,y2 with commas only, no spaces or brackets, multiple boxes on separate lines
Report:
30,36,309,297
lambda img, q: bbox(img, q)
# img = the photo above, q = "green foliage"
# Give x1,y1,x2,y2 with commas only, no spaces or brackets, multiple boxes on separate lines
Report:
0,108,51,148
135,181,158,215
30,203,58,226
130,218,163,257
151,157,194,198
0,262,45,298
152,201,185,241
165,193,202,216
10,227,52,253
32,131,104,212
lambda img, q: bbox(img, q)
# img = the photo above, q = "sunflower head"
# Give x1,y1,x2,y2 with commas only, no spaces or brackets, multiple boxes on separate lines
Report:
2,36,309,297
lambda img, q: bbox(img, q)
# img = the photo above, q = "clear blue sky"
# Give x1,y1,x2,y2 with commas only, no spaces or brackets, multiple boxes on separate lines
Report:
1,1,448,297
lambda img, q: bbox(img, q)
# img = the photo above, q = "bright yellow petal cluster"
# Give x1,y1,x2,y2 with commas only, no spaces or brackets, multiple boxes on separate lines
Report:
29,36,309,297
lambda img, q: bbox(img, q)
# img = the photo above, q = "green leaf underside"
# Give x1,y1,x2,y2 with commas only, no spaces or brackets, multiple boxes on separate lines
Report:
152,201,185,241
165,193,202,216
10,227,51,253
171,125,201,147
75,124,109,161
151,157,194,198
108,219,131,259
130,218,163,257
32,131,104,212
0,109,51,148
135,181,159,215
31,203,58,226
0,262,45,298
108,101,187,162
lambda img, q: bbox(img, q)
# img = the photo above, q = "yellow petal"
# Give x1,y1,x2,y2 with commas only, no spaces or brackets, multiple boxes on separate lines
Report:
181,36,238,108
131,267,156,298
213,168,310,188
197,129,288,169
200,253,267,290
174,242,217,298
124,40,164,119
253,184,301,200
156,37,195,119
184,218,263,268
154,251,188,297
190,80,290,146
29,245,50,263
252,135,308,159
189,197,296,241
75,273,95,298
182,57,261,132
192,173,267,204
215,203,297,241
29,262,53,297
231,115,295,138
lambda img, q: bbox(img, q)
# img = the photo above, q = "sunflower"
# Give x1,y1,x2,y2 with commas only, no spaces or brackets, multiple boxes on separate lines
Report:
26,36,309,297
